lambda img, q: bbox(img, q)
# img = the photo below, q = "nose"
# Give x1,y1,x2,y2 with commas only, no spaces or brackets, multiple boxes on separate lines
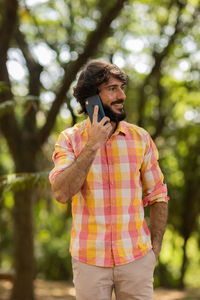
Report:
117,87,126,100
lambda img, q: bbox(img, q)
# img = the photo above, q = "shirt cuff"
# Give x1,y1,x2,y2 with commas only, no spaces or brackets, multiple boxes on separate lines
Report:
147,196,169,206
49,166,68,185
142,184,169,207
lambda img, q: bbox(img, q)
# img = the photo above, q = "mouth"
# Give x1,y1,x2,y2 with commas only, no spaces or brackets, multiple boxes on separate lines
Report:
103,101,126,122
112,102,124,111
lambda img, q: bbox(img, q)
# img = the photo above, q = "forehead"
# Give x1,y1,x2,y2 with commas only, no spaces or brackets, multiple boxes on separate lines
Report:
100,77,124,89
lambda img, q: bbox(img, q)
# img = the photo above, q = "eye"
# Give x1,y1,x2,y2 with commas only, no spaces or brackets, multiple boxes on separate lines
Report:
108,86,116,91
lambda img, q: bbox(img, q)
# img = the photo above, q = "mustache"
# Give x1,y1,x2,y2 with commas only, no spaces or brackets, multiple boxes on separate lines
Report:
111,99,124,105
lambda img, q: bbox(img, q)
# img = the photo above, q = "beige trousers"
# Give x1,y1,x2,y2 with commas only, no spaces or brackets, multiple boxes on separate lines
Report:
72,250,156,300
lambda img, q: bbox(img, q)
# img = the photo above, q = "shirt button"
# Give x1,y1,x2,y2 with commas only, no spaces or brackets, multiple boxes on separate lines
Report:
109,161,113,165
110,181,114,185
112,201,115,205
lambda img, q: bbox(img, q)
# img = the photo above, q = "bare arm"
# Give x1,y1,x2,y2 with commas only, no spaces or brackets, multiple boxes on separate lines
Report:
52,106,112,203
150,202,168,259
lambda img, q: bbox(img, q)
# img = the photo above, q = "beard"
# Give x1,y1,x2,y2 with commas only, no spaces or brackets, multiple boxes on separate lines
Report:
102,100,126,123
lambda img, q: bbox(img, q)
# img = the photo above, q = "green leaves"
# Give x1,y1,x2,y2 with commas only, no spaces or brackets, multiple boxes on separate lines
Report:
0,171,50,197
0,101,14,118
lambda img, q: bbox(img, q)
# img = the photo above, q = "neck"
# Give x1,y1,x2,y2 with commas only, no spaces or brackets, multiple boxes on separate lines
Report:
108,122,118,138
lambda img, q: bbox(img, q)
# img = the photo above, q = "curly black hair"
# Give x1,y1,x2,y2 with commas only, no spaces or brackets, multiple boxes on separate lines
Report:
73,60,128,114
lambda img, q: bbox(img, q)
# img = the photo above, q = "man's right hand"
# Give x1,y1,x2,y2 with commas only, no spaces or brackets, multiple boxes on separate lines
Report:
87,106,112,151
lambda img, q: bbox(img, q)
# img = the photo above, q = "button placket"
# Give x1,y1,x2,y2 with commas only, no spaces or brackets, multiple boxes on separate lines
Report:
106,141,114,185
105,139,117,265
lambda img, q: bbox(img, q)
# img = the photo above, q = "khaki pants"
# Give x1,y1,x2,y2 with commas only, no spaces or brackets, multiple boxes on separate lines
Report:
72,250,156,300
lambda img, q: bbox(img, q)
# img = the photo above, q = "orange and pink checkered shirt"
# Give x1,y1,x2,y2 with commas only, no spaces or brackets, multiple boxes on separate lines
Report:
49,118,169,267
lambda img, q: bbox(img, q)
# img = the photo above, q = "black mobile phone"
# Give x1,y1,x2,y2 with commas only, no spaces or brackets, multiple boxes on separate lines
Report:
85,94,106,123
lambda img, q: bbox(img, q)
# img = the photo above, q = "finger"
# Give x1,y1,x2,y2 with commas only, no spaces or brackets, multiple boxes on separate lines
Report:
104,123,113,134
92,105,99,124
99,116,110,126
104,122,112,130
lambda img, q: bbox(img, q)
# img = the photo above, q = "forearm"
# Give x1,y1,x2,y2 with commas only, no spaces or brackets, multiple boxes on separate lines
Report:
150,202,168,259
52,107,112,203
52,142,98,203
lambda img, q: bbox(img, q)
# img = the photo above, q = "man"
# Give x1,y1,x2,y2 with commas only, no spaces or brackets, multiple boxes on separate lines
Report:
49,60,169,300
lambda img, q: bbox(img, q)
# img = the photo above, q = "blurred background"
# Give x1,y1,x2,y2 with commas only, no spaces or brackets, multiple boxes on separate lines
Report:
0,0,200,299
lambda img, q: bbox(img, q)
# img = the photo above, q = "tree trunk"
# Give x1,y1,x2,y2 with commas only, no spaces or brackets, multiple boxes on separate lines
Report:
11,189,35,300
10,146,37,300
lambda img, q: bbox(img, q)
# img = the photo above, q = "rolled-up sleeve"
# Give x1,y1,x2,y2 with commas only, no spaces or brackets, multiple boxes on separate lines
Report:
49,132,75,185
141,134,169,206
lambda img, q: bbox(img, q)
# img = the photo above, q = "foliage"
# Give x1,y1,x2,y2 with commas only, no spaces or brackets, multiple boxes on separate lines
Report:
0,100,14,119
0,171,49,197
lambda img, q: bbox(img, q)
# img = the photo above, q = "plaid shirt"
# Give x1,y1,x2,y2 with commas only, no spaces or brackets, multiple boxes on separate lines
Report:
49,118,169,267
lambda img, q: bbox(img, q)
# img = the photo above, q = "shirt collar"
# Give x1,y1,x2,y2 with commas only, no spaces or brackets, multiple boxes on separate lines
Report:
114,121,127,136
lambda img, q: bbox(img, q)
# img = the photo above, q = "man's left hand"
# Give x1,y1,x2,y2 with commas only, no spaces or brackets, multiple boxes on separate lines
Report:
152,243,161,260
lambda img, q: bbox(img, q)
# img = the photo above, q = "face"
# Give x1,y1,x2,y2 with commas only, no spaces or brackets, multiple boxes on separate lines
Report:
98,77,126,123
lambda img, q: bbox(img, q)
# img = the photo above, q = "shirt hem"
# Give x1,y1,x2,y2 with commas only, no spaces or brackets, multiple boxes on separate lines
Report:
70,247,152,268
